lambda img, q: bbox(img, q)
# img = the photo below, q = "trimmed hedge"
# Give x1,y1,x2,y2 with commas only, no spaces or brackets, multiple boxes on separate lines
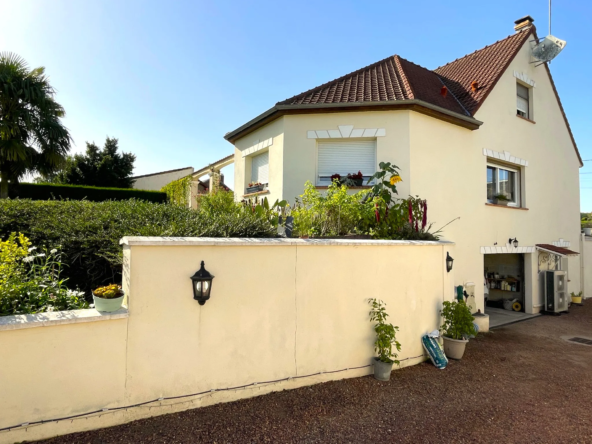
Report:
0,198,276,298
9,182,167,203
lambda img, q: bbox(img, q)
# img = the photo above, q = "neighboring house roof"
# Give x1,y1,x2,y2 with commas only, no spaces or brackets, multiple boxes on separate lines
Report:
224,24,582,166
132,166,194,180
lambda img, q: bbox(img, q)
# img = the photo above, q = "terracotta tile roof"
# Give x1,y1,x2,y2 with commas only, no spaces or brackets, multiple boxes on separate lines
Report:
277,55,467,116
536,244,579,256
227,25,581,165
434,28,534,115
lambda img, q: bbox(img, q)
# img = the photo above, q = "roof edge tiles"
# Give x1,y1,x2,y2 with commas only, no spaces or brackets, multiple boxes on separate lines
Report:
224,100,482,143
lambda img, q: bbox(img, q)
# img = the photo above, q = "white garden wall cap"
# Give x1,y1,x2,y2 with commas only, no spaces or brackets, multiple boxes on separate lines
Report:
120,236,453,247
0,308,128,331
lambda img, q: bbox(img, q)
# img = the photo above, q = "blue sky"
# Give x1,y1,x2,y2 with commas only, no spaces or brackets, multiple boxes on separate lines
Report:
1,0,590,209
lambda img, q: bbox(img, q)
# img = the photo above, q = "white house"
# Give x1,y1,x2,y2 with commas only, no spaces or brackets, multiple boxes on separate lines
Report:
223,16,583,315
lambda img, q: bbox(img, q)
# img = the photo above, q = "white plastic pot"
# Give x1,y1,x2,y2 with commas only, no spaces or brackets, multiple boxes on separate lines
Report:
373,358,394,381
442,336,468,360
92,293,124,312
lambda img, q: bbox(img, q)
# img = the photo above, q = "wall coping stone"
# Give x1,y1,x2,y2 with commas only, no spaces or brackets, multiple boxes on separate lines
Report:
120,237,454,247
0,308,128,332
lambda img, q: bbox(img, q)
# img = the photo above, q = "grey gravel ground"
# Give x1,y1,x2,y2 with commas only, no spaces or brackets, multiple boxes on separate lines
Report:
38,301,592,444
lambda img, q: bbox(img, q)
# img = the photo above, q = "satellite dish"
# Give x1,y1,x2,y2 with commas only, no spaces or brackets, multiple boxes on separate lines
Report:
532,35,567,63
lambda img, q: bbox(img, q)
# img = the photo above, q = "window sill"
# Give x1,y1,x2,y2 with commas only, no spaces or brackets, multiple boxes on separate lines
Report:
516,115,535,124
243,190,270,198
315,186,372,190
485,203,529,211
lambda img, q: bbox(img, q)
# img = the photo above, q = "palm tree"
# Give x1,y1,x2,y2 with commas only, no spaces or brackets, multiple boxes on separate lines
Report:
0,52,71,198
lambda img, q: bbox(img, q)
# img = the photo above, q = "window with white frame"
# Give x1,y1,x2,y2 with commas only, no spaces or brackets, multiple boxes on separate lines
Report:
250,151,269,185
516,83,530,119
487,163,520,206
317,140,376,185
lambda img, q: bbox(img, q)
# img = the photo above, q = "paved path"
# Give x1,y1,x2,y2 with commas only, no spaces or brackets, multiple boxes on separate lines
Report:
41,302,592,444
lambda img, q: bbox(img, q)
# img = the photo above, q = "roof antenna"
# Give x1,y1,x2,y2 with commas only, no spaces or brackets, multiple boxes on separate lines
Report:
531,0,566,66
549,0,552,35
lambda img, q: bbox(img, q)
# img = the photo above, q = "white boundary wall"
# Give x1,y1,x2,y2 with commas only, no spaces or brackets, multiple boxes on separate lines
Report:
0,237,455,443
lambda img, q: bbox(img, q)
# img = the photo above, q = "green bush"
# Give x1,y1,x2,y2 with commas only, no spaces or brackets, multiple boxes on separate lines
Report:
0,196,276,298
292,181,375,237
440,300,476,340
9,182,167,203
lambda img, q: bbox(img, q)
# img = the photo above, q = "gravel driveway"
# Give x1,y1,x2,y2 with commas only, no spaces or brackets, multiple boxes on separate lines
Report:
40,302,592,444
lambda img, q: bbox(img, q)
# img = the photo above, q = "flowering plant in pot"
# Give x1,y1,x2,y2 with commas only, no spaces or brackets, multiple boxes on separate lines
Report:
347,171,364,186
246,182,264,193
368,298,401,381
493,194,511,206
440,300,476,360
92,284,125,312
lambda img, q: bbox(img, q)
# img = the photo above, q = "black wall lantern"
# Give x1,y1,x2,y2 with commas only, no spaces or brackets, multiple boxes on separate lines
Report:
509,238,519,248
446,252,454,273
190,261,215,305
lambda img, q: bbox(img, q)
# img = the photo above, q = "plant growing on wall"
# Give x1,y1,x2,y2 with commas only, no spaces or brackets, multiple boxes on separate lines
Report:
440,300,476,340
161,175,191,207
368,298,401,365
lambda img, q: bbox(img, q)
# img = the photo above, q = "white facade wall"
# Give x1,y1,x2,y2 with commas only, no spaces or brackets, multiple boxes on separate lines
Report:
132,167,194,191
230,39,582,314
0,238,455,444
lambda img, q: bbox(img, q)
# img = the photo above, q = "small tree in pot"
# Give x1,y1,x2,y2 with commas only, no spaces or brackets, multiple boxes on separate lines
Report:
368,299,401,381
440,300,476,360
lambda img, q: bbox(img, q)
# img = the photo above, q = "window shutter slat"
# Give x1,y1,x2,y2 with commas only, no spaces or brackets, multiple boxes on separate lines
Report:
251,151,269,183
517,96,529,114
317,140,376,184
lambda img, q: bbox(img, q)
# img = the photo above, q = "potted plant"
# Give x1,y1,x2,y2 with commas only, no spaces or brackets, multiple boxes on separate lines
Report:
571,291,583,304
368,299,401,381
493,194,511,206
347,171,364,187
440,300,476,360
93,284,125,312
583,223,592,236
246,182,264,194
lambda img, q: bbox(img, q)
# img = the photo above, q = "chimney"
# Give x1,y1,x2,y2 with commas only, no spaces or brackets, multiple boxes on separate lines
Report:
514,15,534,33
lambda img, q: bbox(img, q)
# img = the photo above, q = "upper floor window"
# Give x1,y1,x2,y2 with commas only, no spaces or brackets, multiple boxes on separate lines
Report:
317,140,376,186
487,163,520,207
516,83,530,119
251,151,269,185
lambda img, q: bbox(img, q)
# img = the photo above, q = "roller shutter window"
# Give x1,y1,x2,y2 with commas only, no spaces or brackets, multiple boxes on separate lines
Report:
317,140,376,185
251,151,269,184
517,83,529,119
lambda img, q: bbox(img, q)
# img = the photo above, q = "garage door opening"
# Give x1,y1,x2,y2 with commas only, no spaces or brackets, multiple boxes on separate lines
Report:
485,253,525,313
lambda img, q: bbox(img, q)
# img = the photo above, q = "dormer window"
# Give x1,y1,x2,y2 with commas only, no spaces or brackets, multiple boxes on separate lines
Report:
516,83,530,119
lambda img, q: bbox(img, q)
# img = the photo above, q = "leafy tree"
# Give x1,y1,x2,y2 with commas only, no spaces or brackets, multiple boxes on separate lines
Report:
0,52,71,198
56,137,136,188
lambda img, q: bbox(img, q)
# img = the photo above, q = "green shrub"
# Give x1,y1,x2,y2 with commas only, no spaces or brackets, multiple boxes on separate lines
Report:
0,197,276,298
0,233,88,316
440,300,476,340
9,182,167,203
292,181,375,237
368,298,401,365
